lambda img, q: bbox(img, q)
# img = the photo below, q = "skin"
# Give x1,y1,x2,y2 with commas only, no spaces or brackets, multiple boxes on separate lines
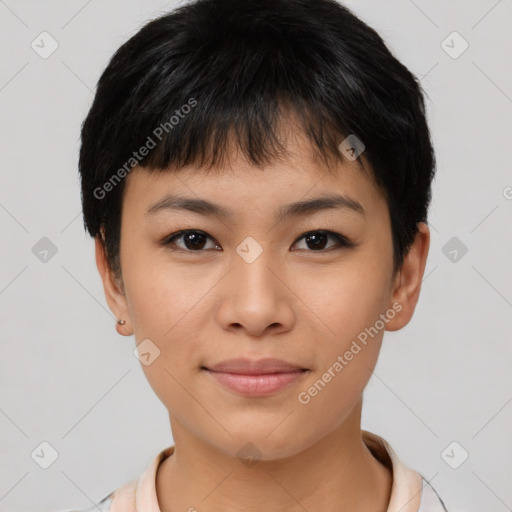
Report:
95,126,430,512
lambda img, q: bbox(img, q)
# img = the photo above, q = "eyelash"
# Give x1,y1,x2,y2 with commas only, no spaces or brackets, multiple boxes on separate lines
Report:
160,229,354,253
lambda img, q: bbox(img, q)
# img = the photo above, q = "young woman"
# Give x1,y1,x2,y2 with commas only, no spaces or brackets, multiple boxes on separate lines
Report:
71,0,447,510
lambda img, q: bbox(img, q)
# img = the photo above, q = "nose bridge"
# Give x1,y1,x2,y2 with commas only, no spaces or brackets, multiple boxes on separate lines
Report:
232,235,280,300
215,235,294,335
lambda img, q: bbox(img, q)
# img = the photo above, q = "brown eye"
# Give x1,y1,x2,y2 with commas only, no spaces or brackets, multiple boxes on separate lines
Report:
161,229,352,253
162,230,220,251
292,230,352,252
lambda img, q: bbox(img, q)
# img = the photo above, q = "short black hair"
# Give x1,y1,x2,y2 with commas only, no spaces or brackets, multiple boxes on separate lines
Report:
79,0,436,281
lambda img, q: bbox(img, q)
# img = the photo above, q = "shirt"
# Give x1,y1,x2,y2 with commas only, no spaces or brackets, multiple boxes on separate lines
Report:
62,430,448,512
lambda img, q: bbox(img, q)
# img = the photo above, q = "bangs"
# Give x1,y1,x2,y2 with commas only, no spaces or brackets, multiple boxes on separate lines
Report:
102,13,373,178
138,96,367,174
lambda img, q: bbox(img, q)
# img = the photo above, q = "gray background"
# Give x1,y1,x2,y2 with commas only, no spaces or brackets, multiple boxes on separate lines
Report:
1,1,511,511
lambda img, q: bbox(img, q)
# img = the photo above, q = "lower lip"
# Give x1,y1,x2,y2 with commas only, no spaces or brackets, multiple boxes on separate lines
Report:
204,369,307,397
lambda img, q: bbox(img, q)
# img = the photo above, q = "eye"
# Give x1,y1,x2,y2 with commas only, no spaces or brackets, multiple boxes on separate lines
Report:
291,230,353,252
161,229,352,253
161,230,221,252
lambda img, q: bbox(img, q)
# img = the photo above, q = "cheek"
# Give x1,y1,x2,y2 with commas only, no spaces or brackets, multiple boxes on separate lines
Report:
292,260,390,417
122,252,216,402
299,257,391,347
123,246,208,339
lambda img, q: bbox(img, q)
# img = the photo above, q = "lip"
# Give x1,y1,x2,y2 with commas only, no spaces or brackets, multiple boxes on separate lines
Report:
205,357,308,374
202,358,309,397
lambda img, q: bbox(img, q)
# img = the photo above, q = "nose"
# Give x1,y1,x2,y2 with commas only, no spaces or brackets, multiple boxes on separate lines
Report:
215,248,296,337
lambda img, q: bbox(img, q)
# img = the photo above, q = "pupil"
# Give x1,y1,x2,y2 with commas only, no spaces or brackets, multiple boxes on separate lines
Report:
185,232,206,250
307,233,327,250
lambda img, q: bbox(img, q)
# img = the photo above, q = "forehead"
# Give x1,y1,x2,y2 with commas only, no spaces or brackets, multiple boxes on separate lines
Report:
121,128,386,222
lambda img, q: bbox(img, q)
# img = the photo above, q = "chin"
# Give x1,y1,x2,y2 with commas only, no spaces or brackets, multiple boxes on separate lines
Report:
205,422,314,462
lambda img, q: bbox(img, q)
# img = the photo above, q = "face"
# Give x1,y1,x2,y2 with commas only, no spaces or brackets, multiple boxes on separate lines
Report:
98,129,425,461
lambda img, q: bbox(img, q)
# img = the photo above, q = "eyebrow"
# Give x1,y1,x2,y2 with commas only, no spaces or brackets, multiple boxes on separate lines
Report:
145,193,365,220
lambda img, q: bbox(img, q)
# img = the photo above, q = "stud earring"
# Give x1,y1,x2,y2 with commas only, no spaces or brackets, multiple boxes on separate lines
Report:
117,319,126,325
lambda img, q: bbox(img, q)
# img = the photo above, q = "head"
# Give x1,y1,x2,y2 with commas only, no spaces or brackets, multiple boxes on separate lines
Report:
80,0,434,459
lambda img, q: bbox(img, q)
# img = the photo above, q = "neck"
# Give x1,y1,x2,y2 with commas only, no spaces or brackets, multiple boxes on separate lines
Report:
156,400,392,512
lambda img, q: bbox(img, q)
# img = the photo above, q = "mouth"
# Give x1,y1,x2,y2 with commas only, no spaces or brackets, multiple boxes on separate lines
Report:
201,358,310,397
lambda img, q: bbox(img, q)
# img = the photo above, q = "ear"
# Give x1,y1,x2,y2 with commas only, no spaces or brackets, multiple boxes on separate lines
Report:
94,235,132,336
385,222,430,332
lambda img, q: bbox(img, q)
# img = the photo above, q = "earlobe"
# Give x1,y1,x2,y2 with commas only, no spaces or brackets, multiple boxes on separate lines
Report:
94,235,133,336
385,222,430,332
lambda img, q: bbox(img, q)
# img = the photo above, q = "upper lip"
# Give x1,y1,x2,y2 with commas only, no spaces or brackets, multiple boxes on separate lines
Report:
204,358,308,375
